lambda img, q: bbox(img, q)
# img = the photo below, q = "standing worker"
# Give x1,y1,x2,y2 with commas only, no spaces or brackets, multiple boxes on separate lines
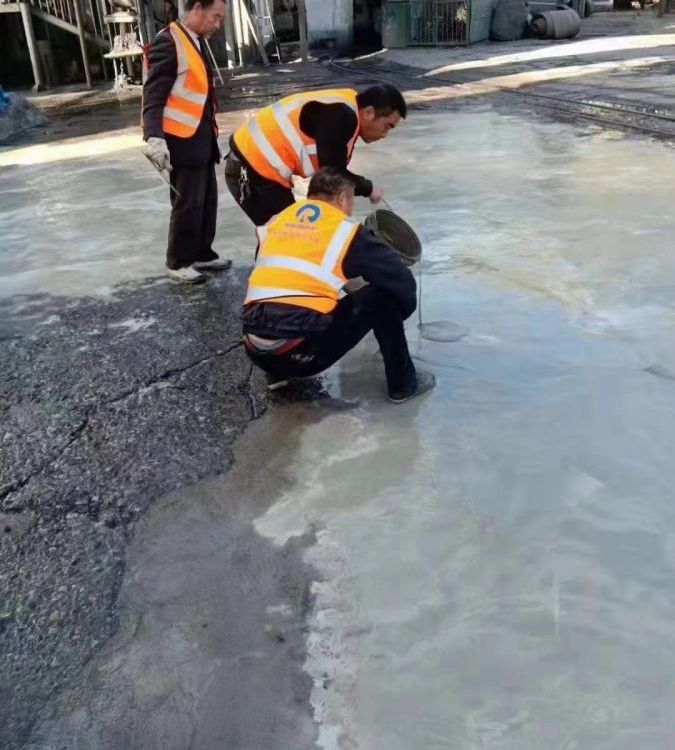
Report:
242,168,435,404
142,0,232,283
225,84,407,227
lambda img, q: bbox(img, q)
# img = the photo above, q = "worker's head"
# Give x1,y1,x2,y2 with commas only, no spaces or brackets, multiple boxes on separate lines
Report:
356,84,407,143
307,168,356,217
183,0,226,38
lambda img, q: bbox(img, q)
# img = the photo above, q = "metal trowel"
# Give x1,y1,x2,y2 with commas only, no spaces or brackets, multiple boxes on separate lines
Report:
142,152,181,198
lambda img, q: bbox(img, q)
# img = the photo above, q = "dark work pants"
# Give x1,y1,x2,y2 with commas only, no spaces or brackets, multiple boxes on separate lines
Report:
244,287,418,396
224,153,295,226
167,162,219,270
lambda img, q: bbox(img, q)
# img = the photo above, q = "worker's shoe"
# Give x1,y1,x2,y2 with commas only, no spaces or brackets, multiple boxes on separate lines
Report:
265,373,322,392
166,265,206,284
387,370,436,405
192,257,233,271
266,374,289,391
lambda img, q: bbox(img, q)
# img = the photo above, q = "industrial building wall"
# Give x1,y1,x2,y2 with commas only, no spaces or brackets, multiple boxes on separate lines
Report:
305,0,353,51
469,0,495,42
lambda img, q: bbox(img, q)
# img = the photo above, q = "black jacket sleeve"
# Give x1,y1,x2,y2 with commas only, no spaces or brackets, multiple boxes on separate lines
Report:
342,227,417,320
299,102,373,198
142,31,177,141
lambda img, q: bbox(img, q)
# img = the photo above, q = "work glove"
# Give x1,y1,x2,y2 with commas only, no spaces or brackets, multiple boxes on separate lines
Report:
143,137,172,173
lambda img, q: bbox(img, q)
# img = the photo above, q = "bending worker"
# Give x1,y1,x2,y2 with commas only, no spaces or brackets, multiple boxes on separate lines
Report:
242,168,435,405
142,0,232,284
225,84,406,227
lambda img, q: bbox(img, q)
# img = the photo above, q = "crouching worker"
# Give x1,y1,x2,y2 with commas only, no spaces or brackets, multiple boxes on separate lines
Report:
241,168,436,404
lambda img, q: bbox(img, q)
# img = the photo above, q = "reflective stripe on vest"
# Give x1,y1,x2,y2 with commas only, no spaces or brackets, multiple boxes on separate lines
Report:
245,200,358,314
247,118,293,182
162,23,209,138
234,88,359,187
256,225,268,244
254,253,344,290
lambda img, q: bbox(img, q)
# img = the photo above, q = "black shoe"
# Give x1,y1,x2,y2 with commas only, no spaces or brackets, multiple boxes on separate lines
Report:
192,257,232,271
387,370,436,405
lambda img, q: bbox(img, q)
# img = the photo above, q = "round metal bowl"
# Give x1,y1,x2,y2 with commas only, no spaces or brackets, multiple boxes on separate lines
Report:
363,209,422,267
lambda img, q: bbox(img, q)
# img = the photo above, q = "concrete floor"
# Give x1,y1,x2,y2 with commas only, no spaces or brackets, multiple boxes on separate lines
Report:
11,107,675,749
253,110,675,750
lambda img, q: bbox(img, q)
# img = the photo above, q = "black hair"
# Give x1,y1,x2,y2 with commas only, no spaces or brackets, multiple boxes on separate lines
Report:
184,0,221,10
356,84,407,119
307,168,355,200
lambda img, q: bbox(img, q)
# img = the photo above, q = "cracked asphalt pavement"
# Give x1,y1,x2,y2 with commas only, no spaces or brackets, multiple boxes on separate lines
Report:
0,270,270,747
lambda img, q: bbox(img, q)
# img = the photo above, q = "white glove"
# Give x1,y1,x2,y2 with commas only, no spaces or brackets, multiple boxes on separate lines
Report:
143,137,172,172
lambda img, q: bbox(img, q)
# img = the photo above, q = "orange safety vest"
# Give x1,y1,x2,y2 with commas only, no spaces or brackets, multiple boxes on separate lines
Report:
148,22,213,139
233,88,359,188
244,199,359,314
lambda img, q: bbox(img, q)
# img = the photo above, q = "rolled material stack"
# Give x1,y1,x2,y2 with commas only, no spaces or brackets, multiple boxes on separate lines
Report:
530,7,581,38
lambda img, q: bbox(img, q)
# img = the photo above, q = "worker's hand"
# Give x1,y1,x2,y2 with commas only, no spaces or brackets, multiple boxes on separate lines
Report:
370,186,384,204
143,137,172,173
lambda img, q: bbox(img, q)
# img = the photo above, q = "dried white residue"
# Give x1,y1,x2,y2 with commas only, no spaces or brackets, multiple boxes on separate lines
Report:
108,316,158,334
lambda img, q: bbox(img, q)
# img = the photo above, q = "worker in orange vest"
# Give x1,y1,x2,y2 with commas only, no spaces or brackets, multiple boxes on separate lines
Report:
225,84,407,227
142,0,232,284
242,168,435,404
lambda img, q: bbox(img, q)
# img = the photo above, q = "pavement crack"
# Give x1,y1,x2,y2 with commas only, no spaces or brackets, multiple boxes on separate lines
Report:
246,362,260,420
0,417,89,503
1,342,244,504
99,341,244,408
147,340,243,387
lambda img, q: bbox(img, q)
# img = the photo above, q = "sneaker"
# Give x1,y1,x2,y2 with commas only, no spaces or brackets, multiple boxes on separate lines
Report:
266,373,323,392
266,375,289,391
192,258,233,271
387,370,436,405
166,265,206,284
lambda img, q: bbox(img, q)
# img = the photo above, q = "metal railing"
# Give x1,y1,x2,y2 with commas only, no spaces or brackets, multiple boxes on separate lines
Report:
2,0,109,41
409,0,469,45
36,0,76,25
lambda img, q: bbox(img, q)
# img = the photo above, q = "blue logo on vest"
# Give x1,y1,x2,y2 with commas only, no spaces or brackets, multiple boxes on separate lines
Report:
296,203,321,224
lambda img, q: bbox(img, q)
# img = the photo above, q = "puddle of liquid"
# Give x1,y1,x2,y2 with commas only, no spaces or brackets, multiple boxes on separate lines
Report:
419,321,470,342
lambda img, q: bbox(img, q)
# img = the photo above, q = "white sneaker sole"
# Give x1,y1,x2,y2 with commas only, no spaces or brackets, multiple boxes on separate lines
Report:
267,379,289,391
166,269,206,284
266,373,326,392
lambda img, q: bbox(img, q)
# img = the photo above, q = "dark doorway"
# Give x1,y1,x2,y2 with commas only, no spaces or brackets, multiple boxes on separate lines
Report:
0,15,33,89
353,0,383,52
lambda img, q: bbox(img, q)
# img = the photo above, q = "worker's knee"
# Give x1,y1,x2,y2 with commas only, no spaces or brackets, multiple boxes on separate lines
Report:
350,286,405,321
